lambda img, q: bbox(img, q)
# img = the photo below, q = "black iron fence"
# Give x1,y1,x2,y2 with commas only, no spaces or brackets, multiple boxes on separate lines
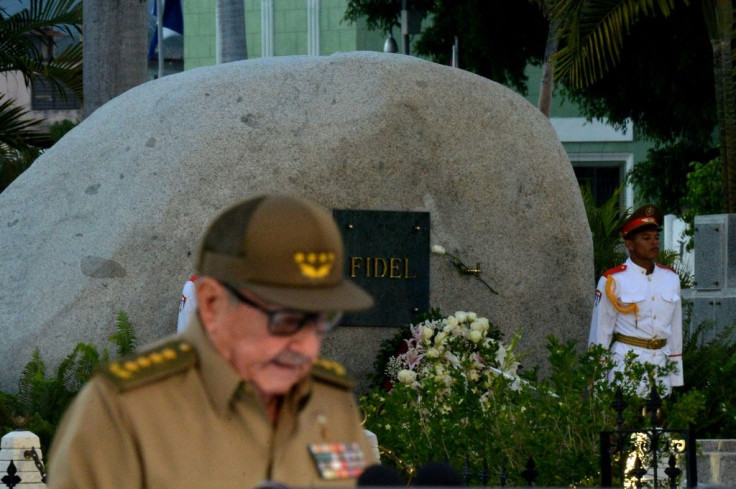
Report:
600,387,697,488
460,455,539,487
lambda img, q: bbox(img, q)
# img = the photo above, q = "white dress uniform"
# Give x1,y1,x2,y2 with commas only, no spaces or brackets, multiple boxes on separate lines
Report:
176,275,198,333
589,258,683,393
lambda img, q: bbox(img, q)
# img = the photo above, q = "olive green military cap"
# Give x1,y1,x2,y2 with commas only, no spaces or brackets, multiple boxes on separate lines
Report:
197,194,374,312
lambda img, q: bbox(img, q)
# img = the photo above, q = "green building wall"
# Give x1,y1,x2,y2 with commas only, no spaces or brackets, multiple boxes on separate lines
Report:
184,0,384,69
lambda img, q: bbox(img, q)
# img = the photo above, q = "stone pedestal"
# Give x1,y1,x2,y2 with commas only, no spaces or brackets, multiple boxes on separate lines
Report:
0,431,46,488
697,439,736,487
685,215,736,342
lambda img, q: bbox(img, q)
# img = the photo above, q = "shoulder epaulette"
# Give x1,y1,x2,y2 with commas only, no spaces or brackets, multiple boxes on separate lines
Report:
99,340,198,392
603,264,627,277
311,358,354,390
656,263,677,274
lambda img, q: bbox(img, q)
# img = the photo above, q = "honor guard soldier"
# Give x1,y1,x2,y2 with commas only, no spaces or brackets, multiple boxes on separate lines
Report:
588,204,683,394
48,195,377,489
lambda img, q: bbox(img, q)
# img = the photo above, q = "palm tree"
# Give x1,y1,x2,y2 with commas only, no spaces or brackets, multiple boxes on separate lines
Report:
0,0,82,190
83,0,147,116
702,0,735,212
545,0,735,211
217,0,247,63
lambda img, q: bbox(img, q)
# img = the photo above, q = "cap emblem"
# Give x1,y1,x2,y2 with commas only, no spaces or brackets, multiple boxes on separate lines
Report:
645,206,655,216
294,251,335,279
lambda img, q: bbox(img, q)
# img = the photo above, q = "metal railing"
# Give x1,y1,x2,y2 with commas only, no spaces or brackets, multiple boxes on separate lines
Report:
600,387,697,488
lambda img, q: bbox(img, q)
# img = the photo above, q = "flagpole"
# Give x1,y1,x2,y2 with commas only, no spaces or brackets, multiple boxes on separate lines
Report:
157,0,164,78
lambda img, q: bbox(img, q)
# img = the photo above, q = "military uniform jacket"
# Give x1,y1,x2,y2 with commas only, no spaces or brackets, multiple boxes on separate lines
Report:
588,258,683,389
47,316,376,489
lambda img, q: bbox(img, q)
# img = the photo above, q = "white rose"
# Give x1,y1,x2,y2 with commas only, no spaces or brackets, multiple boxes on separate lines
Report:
423,326,434,340
454,311,467,322
434,332,447,346
397,369,417,384
431,244,446,255
426,348,440,358
477,317,490,328
470,320,486,332
445,316,458,327
468,330,483,343
466,312,477,321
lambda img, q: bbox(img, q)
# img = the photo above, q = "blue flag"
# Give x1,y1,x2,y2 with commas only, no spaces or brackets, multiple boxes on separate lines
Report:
148,0,184,60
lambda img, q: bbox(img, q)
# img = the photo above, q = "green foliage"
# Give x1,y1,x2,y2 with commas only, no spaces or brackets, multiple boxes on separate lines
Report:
559,1,716,145
582,184,628,280
627,141,720,216
362,314,705,487
658,249,694,289
0,0,82,191
681,157,725,250
109,310,139,357
549,0,679,89
343,0,548,94
677,319,736,438
47,119,77,143
0,311,137,454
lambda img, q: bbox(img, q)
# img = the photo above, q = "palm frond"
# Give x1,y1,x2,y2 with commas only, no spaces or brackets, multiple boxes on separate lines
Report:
550,0,679,87
0,0,83,95
658,249,694,288
0,94,50,150
0,145,42,191
581,184,630,278
38,42,83,101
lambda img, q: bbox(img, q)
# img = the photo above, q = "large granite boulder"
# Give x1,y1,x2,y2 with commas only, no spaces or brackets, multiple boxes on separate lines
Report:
0,52,593,393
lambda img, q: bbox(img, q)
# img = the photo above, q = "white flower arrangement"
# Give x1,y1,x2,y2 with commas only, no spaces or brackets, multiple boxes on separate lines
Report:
385,311,522,400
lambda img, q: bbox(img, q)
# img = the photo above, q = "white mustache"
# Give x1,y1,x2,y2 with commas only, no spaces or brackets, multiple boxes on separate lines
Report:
273,350,311,368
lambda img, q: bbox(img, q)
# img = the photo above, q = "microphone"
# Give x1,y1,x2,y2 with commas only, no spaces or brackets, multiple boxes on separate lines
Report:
357,464,405,486
413,462,462,486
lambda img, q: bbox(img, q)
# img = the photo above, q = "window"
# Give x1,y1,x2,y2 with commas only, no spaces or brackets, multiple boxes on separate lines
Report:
31,78,80,110
29,28,81,111
574,165,621,206
568,153,634,210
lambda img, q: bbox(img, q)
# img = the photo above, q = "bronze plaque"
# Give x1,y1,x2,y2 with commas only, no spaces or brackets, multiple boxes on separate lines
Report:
333,209,430,326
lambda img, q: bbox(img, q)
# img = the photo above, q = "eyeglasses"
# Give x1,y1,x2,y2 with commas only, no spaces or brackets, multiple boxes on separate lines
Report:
220,282,343,336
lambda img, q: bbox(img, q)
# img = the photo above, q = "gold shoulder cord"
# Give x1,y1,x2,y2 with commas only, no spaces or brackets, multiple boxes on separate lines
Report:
605,275,639,326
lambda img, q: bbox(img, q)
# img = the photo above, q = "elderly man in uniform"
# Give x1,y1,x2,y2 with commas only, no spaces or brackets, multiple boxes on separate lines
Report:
588,204,683,394
47,194,377,488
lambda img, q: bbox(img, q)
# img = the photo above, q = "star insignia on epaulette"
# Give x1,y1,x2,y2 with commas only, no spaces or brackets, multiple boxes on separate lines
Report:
100,340,197,391
311,358,353,390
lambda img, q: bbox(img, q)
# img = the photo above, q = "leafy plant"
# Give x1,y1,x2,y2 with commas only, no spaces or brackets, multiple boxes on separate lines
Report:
676,318,736,438
681,157,725,251
361,312,704,487
0,311,137,454
582,184,629,280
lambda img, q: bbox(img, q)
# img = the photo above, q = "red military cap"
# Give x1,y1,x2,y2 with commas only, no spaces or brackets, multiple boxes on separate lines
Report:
621,204,663,239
